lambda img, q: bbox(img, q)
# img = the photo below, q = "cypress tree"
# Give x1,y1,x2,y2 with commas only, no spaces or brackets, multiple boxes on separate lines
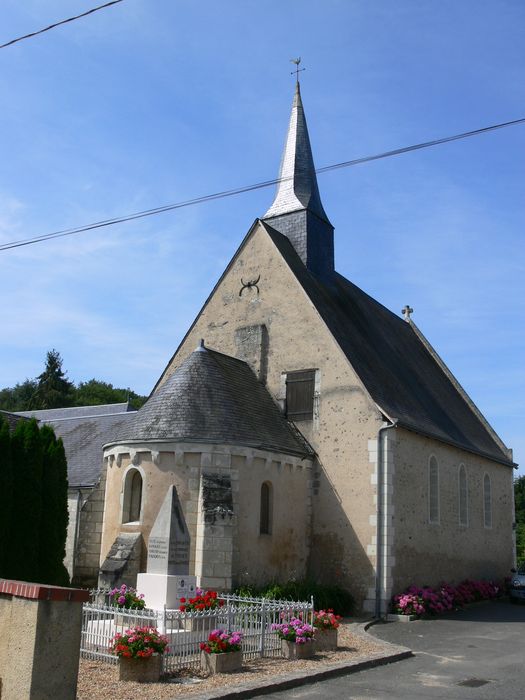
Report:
53,436,70,585
11,419,43,582
39,426,69,585
0,417,13,576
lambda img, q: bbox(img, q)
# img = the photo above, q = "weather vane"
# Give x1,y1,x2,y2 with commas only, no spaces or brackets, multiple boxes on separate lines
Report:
290,57,305,83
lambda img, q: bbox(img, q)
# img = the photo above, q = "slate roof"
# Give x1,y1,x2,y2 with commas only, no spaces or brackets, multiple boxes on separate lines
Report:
260,221,513,466
264,82,331,225
110,345,311,458
0,410,31,432
17,402,131,421
16,403,136,487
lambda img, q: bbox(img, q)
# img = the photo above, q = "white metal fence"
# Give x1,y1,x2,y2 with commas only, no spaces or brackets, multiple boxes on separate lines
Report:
81,591,314,673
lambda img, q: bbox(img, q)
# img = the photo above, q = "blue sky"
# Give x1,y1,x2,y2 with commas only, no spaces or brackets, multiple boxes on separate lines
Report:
1,1,523,471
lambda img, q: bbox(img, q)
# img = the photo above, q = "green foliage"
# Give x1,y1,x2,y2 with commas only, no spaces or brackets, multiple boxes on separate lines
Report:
515,476,525,566
234,580,354,616
10,419,44,581
30,349,75,409
0,350,147,412
0,418,69,586
74,379,146,410
0,418,13,574
38,426,69,585
0,379,37,412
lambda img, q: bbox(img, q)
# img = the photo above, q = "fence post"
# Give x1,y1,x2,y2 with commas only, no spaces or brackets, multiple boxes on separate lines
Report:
259,600,266,657
162,604,167,634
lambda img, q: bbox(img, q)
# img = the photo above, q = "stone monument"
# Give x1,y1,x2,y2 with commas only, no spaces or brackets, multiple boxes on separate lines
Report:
137,485,197,610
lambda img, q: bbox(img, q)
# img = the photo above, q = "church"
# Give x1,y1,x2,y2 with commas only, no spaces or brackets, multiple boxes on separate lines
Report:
93,82,515,614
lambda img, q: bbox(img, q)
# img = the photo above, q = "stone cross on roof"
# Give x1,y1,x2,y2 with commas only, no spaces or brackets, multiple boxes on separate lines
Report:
402,305,414,321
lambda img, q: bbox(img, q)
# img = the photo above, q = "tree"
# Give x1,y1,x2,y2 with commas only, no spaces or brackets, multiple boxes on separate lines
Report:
515,476,525,564
38,425,69,585
0,350,147,411
0,379,37,412
29,349,74,409
0,418,13,574
9,419,43,581
74,379,146,409
0,418,69,585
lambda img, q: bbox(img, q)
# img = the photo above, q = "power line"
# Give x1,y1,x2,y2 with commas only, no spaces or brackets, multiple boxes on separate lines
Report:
0,1,124,50
1,115,524,252
316,116,525,173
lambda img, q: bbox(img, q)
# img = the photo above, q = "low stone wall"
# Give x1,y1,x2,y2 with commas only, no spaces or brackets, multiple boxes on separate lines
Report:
0,579,89,700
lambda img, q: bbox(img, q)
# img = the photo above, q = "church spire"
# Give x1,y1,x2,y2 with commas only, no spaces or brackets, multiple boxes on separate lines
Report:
263,80,334,278
264,81,330,224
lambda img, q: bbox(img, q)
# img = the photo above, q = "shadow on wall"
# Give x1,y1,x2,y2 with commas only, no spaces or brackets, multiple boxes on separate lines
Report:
307,461,375,611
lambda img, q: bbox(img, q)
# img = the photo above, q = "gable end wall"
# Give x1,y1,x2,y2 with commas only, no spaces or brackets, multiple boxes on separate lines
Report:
159,222,384,605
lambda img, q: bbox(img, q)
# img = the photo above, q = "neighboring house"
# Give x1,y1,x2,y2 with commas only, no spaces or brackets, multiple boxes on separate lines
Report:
16,403,136,587
48,83,515,612
0,410,31,431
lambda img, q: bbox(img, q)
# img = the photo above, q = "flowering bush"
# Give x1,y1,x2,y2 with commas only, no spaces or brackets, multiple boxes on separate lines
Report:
199,629,243,654
271,617,314,644
179,588,224,612
313,609,342,631
392,579,501,617
109,584,145,610
392,592,426,617
109,626,168,658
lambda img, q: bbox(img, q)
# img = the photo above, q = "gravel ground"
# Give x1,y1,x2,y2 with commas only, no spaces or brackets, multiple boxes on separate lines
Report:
77,621,389,700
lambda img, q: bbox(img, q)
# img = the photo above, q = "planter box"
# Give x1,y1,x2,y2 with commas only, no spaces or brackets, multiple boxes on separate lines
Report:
314,628,338,651
387,613,418,623
118,654,162,682
183,614,218,633
281,639,315,660
200,650,243,674
113,610,147,629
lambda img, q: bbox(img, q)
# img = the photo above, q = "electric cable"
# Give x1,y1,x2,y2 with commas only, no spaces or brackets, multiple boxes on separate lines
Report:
1,115,524,252
0,1,124,50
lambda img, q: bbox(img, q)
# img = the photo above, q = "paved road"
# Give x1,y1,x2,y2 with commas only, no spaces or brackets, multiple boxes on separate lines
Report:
253,600,525,700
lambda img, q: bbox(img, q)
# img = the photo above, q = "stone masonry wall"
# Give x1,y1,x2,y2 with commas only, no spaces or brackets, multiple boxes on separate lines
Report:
72,472,106,588
156,222,384,606
392,427,514,593
100,441,312,591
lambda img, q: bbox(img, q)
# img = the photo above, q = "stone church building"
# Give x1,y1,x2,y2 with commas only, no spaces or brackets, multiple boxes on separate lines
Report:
98,82,515,614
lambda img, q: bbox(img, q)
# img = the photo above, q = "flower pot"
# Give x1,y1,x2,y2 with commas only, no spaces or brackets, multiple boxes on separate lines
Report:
183,614,218,633
314,628,338,651
114,612,131,629
200,650,243,674
281,639,315,660
118,654,162,682
387,613,418,623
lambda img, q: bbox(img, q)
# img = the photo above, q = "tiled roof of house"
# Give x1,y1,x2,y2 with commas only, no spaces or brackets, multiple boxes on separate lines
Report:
16,402,131,422
110,345,311,458
0,410,31,432
16,403,136,487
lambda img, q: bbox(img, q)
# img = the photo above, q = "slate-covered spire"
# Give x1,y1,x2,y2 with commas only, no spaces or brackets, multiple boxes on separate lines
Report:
263,82,334,278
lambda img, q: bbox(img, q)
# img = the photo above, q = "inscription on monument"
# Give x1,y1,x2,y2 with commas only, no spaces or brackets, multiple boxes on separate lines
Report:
147,485,190,576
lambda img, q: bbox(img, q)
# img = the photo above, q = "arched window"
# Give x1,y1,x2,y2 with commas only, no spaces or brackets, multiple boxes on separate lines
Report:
458,464,468,526
260,482,272,535
483,474,492,528
428,456,439,524
122,468,143,523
